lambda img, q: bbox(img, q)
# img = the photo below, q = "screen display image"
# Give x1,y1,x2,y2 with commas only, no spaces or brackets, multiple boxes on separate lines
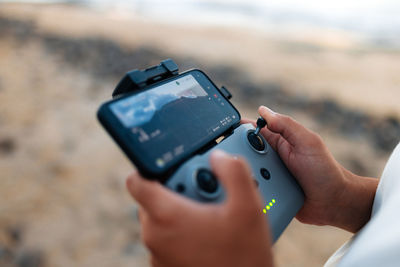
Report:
109,72,239,172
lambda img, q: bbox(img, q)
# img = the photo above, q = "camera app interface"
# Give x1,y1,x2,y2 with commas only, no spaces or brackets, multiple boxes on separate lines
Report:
110,73,238,170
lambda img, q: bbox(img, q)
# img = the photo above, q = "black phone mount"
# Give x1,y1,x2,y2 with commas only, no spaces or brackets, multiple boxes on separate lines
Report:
112,59,232,100
112,59,179,98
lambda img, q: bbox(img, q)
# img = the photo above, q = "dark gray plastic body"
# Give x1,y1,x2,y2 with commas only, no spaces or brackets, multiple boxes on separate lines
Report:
165,123,304,242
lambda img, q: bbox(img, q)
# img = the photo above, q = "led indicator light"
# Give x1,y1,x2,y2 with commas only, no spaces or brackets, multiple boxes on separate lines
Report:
262,198,277,214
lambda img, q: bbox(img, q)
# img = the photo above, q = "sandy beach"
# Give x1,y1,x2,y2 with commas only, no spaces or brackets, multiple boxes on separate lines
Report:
0,3,399,267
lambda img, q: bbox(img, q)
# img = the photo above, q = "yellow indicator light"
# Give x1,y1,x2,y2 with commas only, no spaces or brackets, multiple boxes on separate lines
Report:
262,198,277,214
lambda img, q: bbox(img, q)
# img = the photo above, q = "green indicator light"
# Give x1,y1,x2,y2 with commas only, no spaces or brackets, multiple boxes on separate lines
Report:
263,209,267,214
269,202,273,206
266,206,270,210
272,199,276,203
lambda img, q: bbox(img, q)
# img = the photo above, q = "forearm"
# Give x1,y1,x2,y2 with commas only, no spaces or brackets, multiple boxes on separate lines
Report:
331,170,379,233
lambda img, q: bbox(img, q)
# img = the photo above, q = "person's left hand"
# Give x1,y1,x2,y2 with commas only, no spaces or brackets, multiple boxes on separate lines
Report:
126,150,274,267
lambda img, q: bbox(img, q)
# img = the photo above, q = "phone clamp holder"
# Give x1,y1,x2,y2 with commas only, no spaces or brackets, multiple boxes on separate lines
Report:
112,59,179,98
112,59,232,100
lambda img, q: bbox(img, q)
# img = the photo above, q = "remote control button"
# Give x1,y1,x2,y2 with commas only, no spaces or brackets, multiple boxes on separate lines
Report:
196,169,219,194
260,168,271,180
247,132,266,151
176,183,186,193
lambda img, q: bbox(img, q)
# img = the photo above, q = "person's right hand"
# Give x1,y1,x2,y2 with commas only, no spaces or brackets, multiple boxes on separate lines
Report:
243,106,378,233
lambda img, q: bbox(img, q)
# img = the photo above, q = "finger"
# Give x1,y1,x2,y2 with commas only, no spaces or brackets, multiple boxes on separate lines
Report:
126,171,193,217
258,106,309,147
210,150,261,210
136,205,147,223
126,171,162,209
261,129,289,152
136,206,141,221
151,256,166,267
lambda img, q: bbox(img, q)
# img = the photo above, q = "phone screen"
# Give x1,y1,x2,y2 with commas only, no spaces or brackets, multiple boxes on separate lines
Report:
104,70,240,177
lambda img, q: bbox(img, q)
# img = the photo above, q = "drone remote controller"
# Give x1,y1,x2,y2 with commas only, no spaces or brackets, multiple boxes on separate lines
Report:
165,123,304,241
98,59,305,242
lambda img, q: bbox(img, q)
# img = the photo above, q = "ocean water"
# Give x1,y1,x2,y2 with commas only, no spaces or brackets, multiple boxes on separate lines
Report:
2,0,400,46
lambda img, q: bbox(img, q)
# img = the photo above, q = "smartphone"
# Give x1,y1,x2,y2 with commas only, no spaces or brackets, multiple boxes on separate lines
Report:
97,69,241,182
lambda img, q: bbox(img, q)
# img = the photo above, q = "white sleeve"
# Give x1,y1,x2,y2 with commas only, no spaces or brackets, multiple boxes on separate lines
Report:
335,143,400,267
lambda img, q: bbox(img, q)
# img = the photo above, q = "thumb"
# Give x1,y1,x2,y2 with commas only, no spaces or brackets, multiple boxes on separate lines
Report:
210,150,261,211
258,105,309,147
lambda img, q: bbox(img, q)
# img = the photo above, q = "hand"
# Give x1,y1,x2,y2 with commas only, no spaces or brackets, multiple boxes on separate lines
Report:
242,106,378,233
126,150,274,267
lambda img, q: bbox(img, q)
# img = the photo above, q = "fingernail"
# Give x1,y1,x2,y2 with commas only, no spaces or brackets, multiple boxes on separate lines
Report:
260,105,276,115
126,170,139,187
212,149,228,160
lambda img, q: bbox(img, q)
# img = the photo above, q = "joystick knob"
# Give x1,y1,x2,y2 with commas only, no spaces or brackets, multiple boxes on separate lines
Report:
195,169,219,194
247,117,267,151
254,117,267,135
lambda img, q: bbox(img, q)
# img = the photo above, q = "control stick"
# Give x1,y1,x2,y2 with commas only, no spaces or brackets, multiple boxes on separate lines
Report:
254,117,267,135
247,117,268,151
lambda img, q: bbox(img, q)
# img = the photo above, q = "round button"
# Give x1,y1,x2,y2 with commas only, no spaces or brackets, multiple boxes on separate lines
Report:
247,132,265,151
176,183,186,193
196,169,219,194
260,168,271,180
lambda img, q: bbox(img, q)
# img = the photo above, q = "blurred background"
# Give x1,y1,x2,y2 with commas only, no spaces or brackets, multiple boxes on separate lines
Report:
1,0,399,266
